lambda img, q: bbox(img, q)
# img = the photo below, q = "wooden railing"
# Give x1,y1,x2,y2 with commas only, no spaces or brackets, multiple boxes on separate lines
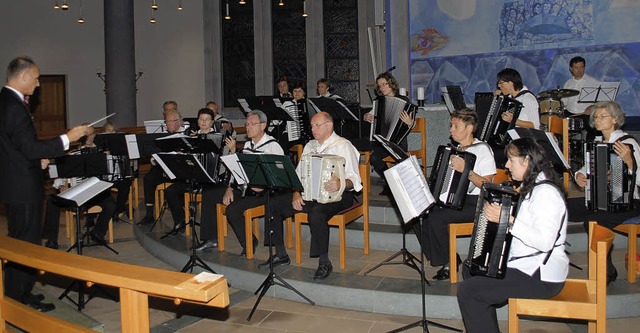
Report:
0,235,229,333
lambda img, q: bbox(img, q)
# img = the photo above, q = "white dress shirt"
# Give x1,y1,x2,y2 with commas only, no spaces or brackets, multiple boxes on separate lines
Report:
465,140,497,195
514,86,540,129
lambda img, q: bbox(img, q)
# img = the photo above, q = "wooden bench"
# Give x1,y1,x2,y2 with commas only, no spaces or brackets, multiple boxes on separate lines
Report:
0,235,229,333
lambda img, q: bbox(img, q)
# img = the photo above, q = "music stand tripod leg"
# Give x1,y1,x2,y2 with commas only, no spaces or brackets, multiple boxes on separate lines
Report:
389,215,462,333
181,185,217,274
247,192,315,322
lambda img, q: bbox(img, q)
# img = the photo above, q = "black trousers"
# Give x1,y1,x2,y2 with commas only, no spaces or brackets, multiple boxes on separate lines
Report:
267,191,355,260
457,267,564,333
112,178,132,215
4,198,42,303
142,165,168,207
165,180,188,227
42,191,116,241
412,196,479,266
199,184,227,242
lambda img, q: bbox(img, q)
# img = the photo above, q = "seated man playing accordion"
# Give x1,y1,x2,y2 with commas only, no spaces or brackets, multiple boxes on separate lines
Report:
263,111,362,280
413,108,496,280
567,101,640,284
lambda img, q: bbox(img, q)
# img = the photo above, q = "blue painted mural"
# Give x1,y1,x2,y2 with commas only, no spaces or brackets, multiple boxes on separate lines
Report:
407,0,640,120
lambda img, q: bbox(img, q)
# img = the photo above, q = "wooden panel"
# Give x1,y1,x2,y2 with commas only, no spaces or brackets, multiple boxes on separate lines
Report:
32,75,67,138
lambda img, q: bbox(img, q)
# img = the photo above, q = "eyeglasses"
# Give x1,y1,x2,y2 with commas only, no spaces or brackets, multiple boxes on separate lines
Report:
245,121,262,126
593,115,612,120
164,118,179,124
497,80,508,85
311,122,329,128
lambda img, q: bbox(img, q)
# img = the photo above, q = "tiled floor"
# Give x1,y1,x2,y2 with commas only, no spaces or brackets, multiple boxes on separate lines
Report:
2,180,640,332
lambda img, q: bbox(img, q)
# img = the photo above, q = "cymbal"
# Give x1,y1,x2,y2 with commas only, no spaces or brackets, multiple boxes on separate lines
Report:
538,89,579,99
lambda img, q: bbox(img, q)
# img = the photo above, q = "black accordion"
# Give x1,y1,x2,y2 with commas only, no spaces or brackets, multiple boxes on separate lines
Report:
466,183,519,279
370,95,417,144
584,141,635,212
477,95,523,146
428,145,477,209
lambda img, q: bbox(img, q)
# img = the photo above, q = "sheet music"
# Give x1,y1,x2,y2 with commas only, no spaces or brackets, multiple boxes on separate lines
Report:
507,128,570,169
220,154,248,185
152,152,177,180
384,156,435,223
48,163,59,178
238,98,252,113
57,176,113,207
125,134,140,159
144,120,166,133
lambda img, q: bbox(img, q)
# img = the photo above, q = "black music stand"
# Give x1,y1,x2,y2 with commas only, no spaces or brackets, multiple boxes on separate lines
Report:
237,96,294,121
364,135,425,279
382,154,462,333
308,97,360,138
231,153,315,321
52,177,116,310
153,152,218,274
95,133,136,224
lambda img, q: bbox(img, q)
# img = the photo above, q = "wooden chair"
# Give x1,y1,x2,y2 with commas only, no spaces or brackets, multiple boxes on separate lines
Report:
216,203,293,259
449,168,511,283
111,179,136,220
294,162,370,269
613,223,640,283
508,221,614,333
289,143,304,165
154,182,173,219
66,206,114,244
548,117,571,192
382,117,428,176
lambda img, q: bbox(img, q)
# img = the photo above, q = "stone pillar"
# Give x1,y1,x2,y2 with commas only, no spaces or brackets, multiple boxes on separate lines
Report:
254,1,273,95
104,0,136,127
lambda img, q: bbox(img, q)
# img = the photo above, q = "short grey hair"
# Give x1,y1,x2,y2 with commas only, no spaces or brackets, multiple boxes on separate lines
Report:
589,101,625,129
248,110,268,124
7,56,36,80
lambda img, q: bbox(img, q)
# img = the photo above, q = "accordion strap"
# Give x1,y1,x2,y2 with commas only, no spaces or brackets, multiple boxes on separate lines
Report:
509,180,566,265
243,138,279,153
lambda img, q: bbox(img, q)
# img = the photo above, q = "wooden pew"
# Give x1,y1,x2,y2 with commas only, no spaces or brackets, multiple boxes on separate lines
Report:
0,235,229,333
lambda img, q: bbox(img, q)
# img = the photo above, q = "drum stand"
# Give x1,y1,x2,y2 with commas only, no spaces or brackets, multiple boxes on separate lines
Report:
389,214,462,333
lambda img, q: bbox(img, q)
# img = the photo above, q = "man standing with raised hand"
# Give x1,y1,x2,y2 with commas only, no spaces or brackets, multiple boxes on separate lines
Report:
0,56,89,312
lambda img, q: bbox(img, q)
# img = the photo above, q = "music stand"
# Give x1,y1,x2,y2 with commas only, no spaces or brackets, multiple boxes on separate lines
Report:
507,128,570,171
52,177,116,310
237,96,294,121
363,135,425,279
441,85,466,114
308,97,360,138
578,82,620,104
230,153,315,321
382,156,462,333
153,152,218,274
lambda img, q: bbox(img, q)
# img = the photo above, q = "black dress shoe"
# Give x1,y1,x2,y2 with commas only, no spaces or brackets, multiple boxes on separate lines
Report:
27,300,55,312
24,293,45,304
137,215,154,226
170,223,185,234
258,254,290,269
44,240,58,249
314,263,333,280
195,240,218,252
432,266,450,280
607,267,618,286
379,184,392,196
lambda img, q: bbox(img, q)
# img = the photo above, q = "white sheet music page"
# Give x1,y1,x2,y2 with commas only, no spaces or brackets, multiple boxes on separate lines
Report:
152,152,177,180
57,176,113,206
385,155,435,223
125,134,140,159
221,154,248,185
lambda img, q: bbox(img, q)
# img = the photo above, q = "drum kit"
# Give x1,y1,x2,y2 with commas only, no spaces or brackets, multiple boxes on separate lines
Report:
537,88,580,131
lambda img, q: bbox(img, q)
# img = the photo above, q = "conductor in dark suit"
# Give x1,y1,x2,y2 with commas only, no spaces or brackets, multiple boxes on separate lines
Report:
0,56,89,312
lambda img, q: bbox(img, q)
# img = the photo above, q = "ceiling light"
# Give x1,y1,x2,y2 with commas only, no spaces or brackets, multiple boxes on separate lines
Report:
151,0,158,10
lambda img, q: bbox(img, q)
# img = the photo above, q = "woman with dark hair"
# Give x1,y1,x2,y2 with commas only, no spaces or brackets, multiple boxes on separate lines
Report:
316,78,342,100
568,101,640,283
457,138,568,333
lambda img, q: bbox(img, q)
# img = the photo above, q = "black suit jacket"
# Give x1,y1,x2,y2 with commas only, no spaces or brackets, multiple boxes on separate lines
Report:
0,87,65,204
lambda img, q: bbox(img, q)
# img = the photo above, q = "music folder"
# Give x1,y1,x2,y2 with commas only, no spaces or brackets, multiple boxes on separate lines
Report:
235,153,303,191
373,134,409,162
154,133,223,155
237,96,294,121
152,152,216,184
54,153,109,178
441,85,466,113
507,128,570,170
308,97,359,121
53,177,113,208
384,155,436,223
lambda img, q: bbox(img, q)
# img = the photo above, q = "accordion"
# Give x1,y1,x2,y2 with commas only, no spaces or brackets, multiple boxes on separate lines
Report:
370,96,417,144
299,154,346,203
584,141,635,212
477,95,522,146
282,99,311,143
466,183,519,279
428,145,477,209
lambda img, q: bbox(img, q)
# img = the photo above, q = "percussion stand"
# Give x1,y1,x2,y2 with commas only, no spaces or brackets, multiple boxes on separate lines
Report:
389,213,462,333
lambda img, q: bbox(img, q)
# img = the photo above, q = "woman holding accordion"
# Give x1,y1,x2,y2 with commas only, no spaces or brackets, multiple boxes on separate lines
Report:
457,138,568,333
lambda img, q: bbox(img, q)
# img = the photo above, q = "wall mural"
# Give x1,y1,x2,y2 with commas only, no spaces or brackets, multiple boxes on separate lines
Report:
407,0,640,120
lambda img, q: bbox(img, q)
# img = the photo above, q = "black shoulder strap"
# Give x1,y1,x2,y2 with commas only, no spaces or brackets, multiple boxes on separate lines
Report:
514,90,536,99
244,139,278,153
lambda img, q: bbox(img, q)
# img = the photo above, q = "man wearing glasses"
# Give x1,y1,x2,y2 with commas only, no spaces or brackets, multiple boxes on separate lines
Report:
261,112,362,280
196,110,284,253
494,68,540,129
137,108,183,225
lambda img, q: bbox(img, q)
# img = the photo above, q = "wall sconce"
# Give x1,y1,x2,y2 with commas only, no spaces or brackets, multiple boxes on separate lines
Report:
96,69,144,94
224,1,231,20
